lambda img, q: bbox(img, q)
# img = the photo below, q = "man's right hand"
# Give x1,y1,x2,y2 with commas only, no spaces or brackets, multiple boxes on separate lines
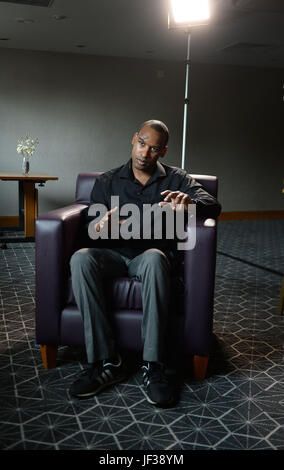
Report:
95,206,118,232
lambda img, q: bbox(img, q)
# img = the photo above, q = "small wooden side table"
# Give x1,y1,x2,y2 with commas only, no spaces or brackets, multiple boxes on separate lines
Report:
0,172,58,246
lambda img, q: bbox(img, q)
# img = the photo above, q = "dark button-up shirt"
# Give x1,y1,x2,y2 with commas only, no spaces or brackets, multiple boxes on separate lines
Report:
83,159,221,258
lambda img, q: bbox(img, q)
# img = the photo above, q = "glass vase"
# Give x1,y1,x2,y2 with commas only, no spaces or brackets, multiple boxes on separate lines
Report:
22,154,30,175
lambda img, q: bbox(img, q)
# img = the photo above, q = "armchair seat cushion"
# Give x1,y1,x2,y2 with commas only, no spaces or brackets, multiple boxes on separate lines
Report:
66,273,184,311
66,276,143,310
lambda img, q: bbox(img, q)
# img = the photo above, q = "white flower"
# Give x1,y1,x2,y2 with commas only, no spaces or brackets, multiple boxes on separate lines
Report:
17,133,39,157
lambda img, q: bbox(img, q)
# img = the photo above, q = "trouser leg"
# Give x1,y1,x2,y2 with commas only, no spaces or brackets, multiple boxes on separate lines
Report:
127,248,171,363
70,248,128,363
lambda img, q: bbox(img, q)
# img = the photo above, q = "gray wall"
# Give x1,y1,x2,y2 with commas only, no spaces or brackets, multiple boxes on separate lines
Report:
0,47,283,215
189,63,284,211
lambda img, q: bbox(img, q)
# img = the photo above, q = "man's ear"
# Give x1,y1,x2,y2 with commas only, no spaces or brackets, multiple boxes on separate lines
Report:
131,132,138,146
160,146,168,158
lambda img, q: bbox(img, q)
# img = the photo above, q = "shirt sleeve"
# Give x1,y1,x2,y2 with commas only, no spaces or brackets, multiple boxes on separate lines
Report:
179,173,222,218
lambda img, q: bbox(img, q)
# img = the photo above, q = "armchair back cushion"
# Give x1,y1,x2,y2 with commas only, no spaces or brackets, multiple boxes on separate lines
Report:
75,171,218,205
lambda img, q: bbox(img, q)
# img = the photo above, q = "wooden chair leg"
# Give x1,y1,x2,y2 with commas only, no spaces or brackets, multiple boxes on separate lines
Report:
40,345,58,370
192,355,209,381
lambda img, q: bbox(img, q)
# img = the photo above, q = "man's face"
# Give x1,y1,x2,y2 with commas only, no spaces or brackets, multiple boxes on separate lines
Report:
131,125,168,174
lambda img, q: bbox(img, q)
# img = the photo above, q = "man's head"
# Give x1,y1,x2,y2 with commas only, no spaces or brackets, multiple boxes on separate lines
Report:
131,120,169,175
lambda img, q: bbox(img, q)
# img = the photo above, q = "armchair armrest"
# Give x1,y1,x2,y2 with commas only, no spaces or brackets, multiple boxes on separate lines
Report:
35,203,87,345
183,218,217,356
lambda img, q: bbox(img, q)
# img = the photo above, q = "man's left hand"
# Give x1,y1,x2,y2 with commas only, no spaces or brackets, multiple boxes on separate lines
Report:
159,190,195,211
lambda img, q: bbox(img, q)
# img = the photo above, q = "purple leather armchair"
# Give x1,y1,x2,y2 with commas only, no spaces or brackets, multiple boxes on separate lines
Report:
35,172,219,380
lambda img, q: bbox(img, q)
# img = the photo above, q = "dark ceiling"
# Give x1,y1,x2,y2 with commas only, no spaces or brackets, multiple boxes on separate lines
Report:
0,0,283,68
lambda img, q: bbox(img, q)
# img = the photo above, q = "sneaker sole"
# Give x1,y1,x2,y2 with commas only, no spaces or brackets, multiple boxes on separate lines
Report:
144,390,174,407
71,374,127,398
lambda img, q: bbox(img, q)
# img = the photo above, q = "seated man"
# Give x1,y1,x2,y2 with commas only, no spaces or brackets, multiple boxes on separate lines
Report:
69,119,221,406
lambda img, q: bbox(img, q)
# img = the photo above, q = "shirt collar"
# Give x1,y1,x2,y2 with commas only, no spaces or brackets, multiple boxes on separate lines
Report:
118,159,133,179
119,159,166,183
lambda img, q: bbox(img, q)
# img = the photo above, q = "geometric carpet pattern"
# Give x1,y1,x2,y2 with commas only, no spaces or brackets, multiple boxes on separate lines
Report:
0,219,284,450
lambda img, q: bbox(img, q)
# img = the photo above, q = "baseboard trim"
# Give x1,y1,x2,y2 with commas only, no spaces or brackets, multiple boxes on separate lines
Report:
0,216,19,227
219,211,284,221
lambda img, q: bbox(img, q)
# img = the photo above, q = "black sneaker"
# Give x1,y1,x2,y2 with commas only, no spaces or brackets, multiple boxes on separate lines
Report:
142,362,174,407
70,355,126,398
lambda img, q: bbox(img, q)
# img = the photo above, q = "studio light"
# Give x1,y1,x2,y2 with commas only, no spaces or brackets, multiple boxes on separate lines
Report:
169,0,210,28
168,0,210,169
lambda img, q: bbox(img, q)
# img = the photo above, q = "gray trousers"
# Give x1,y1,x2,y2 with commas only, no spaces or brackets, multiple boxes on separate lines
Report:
70,247,172,364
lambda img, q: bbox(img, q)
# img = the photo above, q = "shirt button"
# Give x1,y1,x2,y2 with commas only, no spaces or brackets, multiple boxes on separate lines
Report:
137,191,142,195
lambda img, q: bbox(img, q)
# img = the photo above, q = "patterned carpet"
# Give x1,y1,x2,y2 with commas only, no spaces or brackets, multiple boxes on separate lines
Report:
0,219,284,451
